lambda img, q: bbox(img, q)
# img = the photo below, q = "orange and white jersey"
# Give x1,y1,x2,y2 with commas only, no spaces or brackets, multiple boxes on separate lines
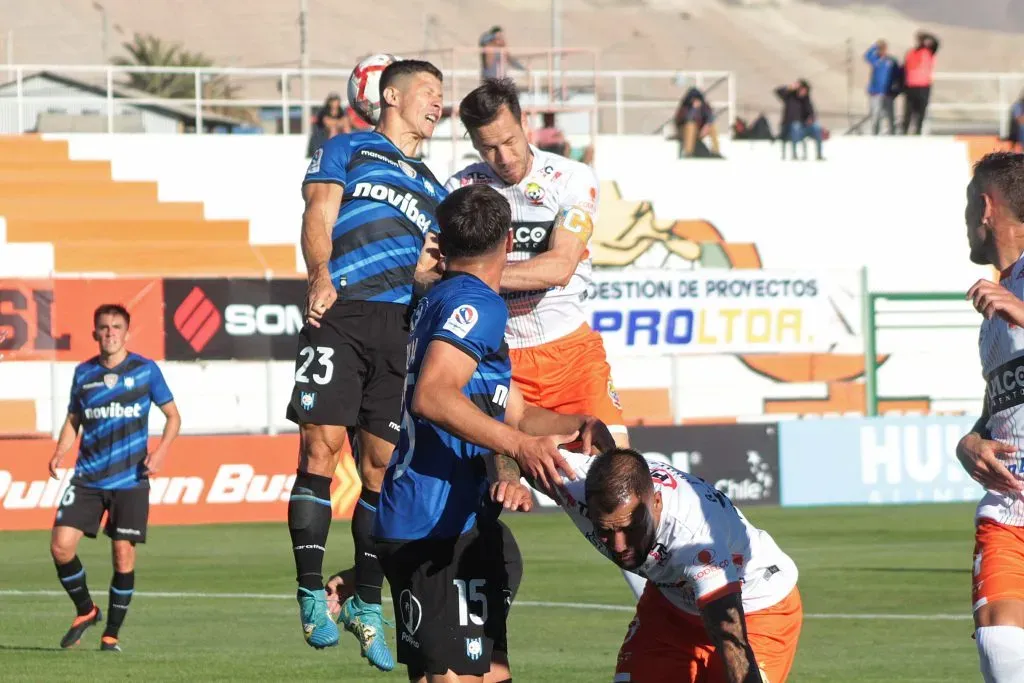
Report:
977,253,1024,526
556,451,799,617
446,147,598,349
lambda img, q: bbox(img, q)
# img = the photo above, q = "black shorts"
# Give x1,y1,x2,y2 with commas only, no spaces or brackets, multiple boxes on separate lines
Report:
376,520,523,677
53,485,149,543
286,300,408,444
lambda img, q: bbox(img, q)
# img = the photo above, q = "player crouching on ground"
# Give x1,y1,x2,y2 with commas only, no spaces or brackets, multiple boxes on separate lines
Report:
541,448,803,683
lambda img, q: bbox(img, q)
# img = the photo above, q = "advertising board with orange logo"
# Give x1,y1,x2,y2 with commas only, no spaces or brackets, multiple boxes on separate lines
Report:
0,278,165,361
0,434,361,531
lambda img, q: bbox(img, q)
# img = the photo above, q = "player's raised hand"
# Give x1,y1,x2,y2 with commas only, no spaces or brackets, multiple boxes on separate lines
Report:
512,432,578,498
956,432,1022,495
579,416,616,455
968,279,1024,327
490,480,534,512
305,272,337,328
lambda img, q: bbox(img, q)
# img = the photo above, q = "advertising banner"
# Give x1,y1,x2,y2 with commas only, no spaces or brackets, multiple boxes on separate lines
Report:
586,270,834,355
163,278,306,361
0,434,360,531
779,416,984,506
530,424,780,510
0,278,165,361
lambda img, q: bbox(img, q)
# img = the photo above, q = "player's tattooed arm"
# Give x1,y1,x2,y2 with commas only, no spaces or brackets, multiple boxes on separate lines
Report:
700,592,763,683
485,453,533,512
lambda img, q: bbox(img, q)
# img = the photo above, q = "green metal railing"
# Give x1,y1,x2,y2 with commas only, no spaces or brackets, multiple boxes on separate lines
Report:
862,271,976,416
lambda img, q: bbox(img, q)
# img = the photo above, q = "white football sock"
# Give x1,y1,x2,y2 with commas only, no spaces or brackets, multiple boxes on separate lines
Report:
621,569,647,601
977,625,1024,683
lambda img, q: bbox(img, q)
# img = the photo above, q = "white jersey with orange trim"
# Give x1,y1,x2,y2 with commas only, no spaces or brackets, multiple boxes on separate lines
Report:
977,254,1024,526
555,451,799,617
445,146,598,349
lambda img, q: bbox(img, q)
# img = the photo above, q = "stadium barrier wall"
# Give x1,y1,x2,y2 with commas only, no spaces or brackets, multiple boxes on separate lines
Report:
778,415,984,507
0,434,361,531
0,423,777,531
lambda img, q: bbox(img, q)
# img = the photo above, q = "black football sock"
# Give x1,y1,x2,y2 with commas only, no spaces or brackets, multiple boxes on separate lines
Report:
55,556,95,616
102,571,135,639
352,487,383,605
288,470,333,598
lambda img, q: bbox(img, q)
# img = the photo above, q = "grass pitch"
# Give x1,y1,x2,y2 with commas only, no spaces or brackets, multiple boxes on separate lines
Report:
1,503,980,681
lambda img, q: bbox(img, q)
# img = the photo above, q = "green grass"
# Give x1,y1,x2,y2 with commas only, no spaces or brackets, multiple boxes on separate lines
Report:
0,503,980,682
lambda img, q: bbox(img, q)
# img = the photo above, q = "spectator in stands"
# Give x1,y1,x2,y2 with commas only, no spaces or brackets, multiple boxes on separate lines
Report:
775,80,824,161
901,31,940,135
479,26,528,82
529,112,595,165
673,87,721,158
306,93,351,157
864,40,900,135
1009,91,1024,151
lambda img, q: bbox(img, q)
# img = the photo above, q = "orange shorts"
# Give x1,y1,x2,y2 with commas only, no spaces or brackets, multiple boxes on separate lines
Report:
510,323,626,432
615,584,803,683
973,519,1024,611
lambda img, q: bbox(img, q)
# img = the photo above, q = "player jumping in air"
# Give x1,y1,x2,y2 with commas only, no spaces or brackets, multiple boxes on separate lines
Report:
546,448,803,683
956,151,1024,682
285,59,446,670
375,184,616,682
48,304,180,652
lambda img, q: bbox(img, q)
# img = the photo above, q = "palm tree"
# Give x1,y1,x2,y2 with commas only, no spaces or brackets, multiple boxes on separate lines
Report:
111,33,239,102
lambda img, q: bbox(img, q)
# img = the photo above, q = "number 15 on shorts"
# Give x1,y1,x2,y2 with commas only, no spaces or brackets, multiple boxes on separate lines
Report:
454,579,488,626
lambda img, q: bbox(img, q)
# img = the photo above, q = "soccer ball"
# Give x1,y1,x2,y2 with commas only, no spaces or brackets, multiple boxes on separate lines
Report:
347,53,398,125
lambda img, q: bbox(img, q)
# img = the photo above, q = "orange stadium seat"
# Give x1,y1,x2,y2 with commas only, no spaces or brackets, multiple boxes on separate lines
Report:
6,219,251,243
54,243,298,276
0,400,38,436
0,135,298,277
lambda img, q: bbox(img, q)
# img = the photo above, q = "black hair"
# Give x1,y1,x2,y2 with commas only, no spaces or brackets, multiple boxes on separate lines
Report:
973,152,1024,222
459,78,522,131
93,303,130,328
436,184,511,260
584,448,654,516
379,59,443,106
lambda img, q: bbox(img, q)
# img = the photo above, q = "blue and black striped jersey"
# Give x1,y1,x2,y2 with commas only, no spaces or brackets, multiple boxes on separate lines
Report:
303,130,447,305
375,271,511,541
68,353,174,490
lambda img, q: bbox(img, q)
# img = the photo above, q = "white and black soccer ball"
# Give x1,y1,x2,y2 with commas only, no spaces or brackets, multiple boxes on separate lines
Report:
347,53,399,125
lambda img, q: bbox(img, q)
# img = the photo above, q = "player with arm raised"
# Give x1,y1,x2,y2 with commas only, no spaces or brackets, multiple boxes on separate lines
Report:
956,151,1024,682
537,448,802,683
374,184,615,682
284,58,446,667
48,304,180,652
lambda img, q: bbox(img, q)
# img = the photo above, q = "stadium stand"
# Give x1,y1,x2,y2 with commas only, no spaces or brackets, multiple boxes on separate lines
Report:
0,135,298,276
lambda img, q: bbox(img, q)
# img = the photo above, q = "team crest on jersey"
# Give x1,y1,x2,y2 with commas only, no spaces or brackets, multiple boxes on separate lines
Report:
466,637,483,660
398,160,417,178
103,373,118,389
607,379,622,409
300,391,317,411
442,304,479,339
423,179,435,196
124,376,134,389
525,182,545,205
306,148,323,175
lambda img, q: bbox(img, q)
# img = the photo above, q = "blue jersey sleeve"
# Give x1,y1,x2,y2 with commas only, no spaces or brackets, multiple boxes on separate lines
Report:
148,361,174,406
431,291,507,361
67,366,83,415
303,135,349,186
